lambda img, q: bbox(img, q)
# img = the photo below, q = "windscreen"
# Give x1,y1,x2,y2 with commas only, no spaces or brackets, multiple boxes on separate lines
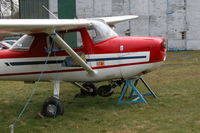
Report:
90,21,118,43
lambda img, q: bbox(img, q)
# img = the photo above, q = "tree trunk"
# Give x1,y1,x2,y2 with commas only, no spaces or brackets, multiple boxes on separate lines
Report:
0,1,4,18
10,0,14,18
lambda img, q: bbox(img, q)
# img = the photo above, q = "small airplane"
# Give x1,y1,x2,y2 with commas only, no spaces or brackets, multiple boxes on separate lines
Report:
0,15,166,117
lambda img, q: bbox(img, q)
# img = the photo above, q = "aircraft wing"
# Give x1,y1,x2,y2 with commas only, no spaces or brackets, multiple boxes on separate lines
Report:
90,15,138,25
0,15,137,36
0,19,96,75
0,19,91,36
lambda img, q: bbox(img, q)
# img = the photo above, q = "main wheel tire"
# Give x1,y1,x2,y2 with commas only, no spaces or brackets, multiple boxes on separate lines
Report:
97,85,114,97
81,82,97,96
42,97,64,117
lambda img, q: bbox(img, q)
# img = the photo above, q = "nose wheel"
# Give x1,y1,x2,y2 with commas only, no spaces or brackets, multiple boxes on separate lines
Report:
73,82,98,97
74,81,122,98
97,80,123,97
97,85,114,97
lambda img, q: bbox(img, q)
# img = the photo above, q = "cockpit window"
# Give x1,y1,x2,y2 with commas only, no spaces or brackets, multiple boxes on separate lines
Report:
89,21,118,43
10,35,34,51
46,31,83,53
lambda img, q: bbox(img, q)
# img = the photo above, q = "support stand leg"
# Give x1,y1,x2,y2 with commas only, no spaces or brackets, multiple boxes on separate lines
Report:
139,77,157,98
129,79,139,98
118,83,128,104
118,80,147,104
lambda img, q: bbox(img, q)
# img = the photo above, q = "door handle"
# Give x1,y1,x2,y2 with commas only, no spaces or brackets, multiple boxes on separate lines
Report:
120,45,124,52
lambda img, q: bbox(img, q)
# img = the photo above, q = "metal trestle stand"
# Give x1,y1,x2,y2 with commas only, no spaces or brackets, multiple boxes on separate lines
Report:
118,77,157,104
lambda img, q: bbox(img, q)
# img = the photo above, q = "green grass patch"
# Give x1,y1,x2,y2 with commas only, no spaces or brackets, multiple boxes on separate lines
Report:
0,51,200,133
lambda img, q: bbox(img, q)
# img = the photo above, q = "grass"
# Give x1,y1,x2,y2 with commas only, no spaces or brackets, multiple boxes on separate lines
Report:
0,51,200,133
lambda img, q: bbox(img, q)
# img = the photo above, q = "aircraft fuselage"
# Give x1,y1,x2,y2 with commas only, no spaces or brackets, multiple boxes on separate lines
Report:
0,28,166,82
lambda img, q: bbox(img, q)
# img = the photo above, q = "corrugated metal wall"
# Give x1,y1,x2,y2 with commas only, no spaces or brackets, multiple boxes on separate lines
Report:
19,0,49,19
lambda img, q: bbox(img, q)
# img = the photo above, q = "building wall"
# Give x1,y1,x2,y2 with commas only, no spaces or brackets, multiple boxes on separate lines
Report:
76,0,200,50
166,0,187,50
186,0,200,50
49,0,58,19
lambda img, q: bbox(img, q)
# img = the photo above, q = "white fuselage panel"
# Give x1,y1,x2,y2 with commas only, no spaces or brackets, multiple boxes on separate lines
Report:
0,51,162,82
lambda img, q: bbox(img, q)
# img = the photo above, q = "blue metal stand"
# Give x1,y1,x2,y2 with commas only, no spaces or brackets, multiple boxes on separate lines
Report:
118,77,157,104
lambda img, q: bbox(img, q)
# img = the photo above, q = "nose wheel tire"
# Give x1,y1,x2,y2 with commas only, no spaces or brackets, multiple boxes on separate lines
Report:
97,85,114,97
75,82,97,97
82,82,97,96
42,97,64,117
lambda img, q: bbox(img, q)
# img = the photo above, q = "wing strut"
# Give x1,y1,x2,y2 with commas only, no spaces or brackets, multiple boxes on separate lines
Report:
50,33,96,75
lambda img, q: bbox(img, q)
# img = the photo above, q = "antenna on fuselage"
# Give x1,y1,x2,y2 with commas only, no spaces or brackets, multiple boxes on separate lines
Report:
42,5,58,19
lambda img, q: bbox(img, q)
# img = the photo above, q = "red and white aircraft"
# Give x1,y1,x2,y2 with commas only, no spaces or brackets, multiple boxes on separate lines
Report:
0,15,166,117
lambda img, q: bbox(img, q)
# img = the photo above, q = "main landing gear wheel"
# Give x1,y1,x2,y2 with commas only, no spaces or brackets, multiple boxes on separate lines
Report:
42,97,64,117
97,85,114,97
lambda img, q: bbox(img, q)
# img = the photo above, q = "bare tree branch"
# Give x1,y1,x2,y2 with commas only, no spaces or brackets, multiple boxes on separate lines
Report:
0,0,19,19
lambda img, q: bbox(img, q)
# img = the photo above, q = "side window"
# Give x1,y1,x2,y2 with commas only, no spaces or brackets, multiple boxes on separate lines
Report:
46,36,63,52
76,32,83,48
11,35,34,51
63,31,83,48
46,31,83,52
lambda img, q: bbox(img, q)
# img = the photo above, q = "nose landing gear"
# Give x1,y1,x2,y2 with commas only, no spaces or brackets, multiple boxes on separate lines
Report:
97,85,114,97
73,82,98,97
97,80,123,97
74,80,123,98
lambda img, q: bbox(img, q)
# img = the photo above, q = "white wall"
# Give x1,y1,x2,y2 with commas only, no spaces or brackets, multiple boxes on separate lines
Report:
76,0,200,50
186,0,200,50
49,0,58,19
